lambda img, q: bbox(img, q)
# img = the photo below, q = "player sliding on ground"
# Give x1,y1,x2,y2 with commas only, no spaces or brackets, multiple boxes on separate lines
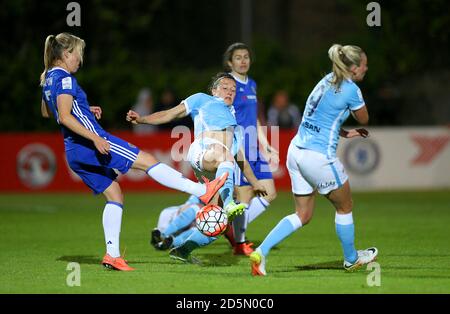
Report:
40,33,227,272
250,44,378,276
150,195,203,251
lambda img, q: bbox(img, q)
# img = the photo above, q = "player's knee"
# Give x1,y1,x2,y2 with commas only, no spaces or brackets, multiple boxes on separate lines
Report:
103,183,124,204
296,209,313,225
133,151,158,171
213,150,234,168
264,190,277,203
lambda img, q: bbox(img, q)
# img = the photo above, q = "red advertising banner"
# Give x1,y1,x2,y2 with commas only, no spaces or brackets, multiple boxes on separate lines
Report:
0,131,295,193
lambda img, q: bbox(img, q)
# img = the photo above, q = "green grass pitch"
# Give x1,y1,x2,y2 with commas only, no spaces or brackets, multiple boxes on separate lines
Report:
1,190,449,294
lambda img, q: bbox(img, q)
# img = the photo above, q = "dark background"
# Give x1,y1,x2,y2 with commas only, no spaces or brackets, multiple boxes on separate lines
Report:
1,0,449,131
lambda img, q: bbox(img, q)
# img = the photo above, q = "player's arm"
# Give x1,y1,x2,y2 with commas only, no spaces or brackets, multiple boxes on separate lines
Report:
351,105,369,125
57,94,110,154
41,99,53,118
127,103,187,125
236,148,267,197
257,119,279,164
340,127,369,138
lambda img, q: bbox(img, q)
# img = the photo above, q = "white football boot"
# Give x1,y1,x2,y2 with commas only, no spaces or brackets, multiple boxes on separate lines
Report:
344,247,378,271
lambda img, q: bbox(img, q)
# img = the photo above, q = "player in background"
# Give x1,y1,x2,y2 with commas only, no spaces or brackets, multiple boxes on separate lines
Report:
223,43,278,256
250,44,378,276
150,195,203,250
40,33,227,271
127,73,267,262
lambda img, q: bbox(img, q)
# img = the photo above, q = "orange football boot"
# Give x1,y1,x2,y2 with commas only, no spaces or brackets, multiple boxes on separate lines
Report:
102,254,135,271
233,241,255,256
199,173,228,204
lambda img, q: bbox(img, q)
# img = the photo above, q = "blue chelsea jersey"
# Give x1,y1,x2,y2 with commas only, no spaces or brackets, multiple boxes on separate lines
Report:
293,73,365,159
42,67,107,150
231,75,258,155
232,76,258,130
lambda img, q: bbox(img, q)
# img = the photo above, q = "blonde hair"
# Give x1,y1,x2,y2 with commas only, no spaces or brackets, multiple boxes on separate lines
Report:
328,44,364,88
40,33,85,86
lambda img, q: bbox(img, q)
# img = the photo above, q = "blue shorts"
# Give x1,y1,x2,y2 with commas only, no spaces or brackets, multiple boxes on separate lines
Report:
234,150,273,186
66,133,140,194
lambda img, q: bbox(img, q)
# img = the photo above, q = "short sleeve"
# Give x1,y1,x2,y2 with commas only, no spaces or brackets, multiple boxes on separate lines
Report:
55,75,77,97
348,85,365,111
182,93,206,115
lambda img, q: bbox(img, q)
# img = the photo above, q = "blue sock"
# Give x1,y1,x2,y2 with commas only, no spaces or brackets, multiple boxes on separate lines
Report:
173,228,196,247
259,214,302,256
162,205,198,238
216,161,234,207
335,213,358,263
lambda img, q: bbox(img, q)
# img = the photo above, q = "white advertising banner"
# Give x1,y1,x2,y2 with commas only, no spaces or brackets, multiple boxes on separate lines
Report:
337,127,450,191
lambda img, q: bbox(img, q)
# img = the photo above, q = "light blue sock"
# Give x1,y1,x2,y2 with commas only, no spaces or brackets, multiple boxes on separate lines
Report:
259,214,302,256
216,161,234,207
173,228,197,247
185,228,217,247
162,205,198,238
335,212,358,263
177,228,217,255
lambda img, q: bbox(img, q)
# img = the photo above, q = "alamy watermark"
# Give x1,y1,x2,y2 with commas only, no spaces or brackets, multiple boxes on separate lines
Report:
169,125,280,173
66,262,81,287
366,262,381,287
66,2,81,26
366,2,381,27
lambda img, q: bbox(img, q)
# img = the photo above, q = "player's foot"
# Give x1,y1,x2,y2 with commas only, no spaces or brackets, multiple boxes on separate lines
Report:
250,248,266,276
224,201,246,222
199,173,228,204
156,235,174,251
224,224,236,247
343,247,378,272
150,228,162,248
169,247,202,265
233,241,254,256
102,254,135,271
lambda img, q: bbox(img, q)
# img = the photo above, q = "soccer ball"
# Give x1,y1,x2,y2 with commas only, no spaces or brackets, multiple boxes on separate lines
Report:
195,204,228,237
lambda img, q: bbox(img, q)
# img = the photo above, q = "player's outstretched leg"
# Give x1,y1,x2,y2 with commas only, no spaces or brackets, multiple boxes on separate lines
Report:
133,151,228,204
250,213,303,276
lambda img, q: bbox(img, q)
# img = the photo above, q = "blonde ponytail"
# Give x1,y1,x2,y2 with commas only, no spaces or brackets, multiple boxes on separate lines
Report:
40,35,56,86
328,44,364,88
40,33,85,86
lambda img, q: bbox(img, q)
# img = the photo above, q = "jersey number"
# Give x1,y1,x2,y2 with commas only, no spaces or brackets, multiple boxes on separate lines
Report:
306,84,325,117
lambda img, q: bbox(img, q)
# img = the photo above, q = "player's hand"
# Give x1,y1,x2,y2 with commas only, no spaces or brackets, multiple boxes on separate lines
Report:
93,136,110,155
346,128,369,138
252,182,268,197
90,106,102,120
126,110,141,124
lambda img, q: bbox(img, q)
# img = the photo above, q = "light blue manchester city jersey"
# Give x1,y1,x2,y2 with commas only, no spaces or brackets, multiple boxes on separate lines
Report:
293,73,365,159
183,93,238,138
